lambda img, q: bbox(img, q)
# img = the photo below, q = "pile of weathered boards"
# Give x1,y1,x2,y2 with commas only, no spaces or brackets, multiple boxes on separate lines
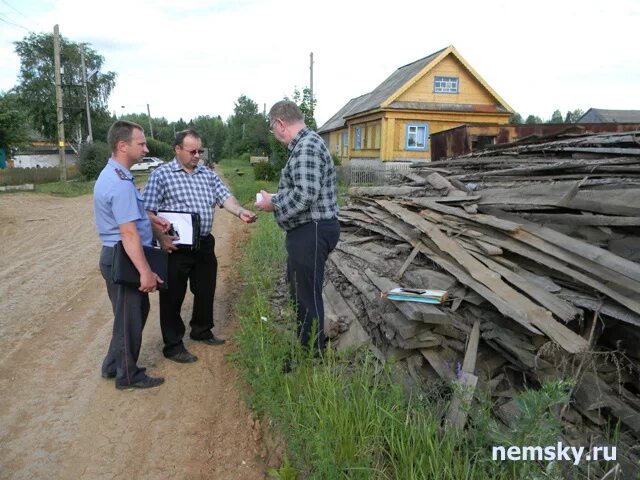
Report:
324,130,640,476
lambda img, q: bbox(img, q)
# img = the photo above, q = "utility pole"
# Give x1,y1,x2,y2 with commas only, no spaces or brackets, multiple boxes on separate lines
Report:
146,103,154,139
80,49,93,143
53,24,67,181
309,52,314,118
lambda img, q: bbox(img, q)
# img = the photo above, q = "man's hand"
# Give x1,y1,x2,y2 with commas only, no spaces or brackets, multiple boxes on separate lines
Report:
255,190,274,212
239,208,258,224
158,232,179,253
150,214,172,234
139,270,164,293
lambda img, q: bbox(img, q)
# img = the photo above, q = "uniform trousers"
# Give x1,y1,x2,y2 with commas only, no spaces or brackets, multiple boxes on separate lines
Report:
285,219,340,351
159,234,217,357
99,246,150,387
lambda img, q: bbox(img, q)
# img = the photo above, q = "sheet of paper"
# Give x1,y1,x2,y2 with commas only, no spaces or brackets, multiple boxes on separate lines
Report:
157,211,194,246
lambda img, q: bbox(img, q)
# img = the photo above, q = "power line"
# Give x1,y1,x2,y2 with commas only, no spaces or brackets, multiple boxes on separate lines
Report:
0,12,30,31
0,0,29,20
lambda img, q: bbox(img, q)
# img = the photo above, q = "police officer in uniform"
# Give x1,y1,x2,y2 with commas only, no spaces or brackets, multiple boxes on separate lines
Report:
93,120,167,390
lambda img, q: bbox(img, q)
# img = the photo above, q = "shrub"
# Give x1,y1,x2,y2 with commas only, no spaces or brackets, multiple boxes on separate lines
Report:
78,141,111,180
240,152,251,162
331,152,342,166
253,161,279,181
146,138,174,161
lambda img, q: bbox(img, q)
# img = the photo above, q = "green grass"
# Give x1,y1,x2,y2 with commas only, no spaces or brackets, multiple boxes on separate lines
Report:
217,157,278,206
223,158,565,480
35,178,95,197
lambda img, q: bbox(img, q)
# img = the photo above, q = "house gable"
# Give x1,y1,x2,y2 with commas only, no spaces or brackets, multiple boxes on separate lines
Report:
382,46,512,113
396,54,496,106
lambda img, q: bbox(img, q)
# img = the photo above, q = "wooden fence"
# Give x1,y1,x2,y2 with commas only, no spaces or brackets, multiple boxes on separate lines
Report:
0,165,79,186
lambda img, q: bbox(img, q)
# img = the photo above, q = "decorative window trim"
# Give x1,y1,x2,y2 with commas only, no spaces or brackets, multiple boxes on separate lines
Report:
434,76,459,94
405,123,429,151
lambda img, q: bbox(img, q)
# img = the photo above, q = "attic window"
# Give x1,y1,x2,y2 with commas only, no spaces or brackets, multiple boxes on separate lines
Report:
434,76,459,94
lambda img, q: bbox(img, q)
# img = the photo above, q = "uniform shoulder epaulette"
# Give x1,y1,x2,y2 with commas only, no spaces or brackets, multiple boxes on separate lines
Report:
114,168,130,180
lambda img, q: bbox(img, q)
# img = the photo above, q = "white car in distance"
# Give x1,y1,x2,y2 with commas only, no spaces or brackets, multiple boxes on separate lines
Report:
130,157,164,172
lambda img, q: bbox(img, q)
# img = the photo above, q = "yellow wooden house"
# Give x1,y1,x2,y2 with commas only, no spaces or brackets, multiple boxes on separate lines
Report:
318,45,513,162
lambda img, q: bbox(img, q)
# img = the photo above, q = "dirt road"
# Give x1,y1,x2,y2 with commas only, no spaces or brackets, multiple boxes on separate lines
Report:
0,190,271,479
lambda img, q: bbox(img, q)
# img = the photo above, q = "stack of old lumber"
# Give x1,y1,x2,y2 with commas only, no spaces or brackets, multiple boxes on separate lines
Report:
325,131,640,475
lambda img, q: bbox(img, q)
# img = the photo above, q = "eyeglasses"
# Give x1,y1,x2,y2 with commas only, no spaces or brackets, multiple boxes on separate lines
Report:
181,147,205,156
269,118,280,133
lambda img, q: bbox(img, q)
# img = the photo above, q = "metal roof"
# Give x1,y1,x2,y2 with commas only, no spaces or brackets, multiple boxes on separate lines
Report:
318,48,446,133
578,108,640,123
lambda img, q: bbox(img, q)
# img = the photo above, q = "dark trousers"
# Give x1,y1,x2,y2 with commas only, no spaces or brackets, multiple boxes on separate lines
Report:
159,234,217,356
285,219,340,351
99,246,150,387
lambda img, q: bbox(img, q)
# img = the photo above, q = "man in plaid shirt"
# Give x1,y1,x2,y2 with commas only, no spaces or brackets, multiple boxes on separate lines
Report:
144,129,256,364
256,101,340,353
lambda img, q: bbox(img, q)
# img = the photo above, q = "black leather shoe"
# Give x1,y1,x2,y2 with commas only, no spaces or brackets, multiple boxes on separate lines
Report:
165,351,198,363
116,376,164,390
193,336,225,346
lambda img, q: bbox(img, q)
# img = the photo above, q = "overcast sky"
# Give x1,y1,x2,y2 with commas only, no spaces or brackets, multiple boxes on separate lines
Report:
1,0,638,128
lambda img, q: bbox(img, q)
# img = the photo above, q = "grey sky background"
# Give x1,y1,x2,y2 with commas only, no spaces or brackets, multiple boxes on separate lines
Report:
1,0,638,127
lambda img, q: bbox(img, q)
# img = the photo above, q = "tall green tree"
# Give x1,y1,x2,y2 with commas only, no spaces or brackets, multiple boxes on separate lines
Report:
564,109,585,123
192,115,227,162
0,91,30,153
549,110,564,124
293,86,317,130
509,112,523,124
224,95,269,157
13,32,116,143
525,114,543,124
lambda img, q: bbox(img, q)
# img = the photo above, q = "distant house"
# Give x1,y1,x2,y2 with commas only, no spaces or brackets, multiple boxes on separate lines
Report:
318,45,513,163
578,108,640,123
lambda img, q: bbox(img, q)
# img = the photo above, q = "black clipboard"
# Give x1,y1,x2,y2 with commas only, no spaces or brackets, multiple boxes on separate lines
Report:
157,210,201,251
111,241,168,290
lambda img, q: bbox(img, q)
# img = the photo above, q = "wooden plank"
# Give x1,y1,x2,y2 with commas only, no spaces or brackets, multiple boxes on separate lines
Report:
462,320,481,373
519,213,640,227
477,187,640,216
349,185,424,197
395,244,421,281
473,227,640,315
483,208,640,287
376,200,588,353
409,198,521,232
420,347,460,381
445,372,478,430
468,251,581,323
518,219,640,285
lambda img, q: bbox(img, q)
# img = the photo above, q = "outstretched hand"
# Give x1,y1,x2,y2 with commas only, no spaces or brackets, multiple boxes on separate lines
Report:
239,209,258,224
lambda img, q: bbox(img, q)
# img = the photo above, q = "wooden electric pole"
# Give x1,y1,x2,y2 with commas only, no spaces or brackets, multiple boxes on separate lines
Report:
80,49,93,143
53,24,67,181
146,103,154,139
309,52,314,118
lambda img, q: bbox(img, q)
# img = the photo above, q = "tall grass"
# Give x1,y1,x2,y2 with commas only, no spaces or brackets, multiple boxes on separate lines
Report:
218,157,277,206
223,158,562,479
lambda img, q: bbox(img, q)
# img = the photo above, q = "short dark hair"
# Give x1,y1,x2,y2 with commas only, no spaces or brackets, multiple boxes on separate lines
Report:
174,128,201,147
107,120,144,152
268,100,304,124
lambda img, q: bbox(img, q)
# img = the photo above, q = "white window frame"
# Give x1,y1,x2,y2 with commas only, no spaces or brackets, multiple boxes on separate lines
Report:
434,76,459,94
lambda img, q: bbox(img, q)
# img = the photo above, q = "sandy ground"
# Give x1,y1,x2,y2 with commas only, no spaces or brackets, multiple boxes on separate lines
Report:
0,189,275,479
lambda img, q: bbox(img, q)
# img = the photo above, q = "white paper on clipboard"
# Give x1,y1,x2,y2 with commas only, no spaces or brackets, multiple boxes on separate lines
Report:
157,211,194,246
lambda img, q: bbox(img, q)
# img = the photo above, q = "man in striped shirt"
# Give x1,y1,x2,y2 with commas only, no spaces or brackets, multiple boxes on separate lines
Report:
256,101,340,353
144,129,256,364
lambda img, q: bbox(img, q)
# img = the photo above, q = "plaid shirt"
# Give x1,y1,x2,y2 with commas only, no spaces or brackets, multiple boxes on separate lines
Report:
272,127,339,231
143,158,231,236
